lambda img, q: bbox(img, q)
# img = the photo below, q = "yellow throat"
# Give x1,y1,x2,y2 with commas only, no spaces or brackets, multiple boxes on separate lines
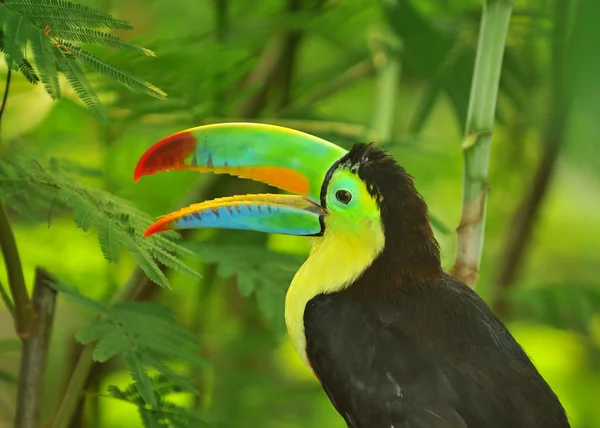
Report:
284,215,385,368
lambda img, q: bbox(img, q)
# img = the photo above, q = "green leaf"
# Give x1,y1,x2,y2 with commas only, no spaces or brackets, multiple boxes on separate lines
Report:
46,276,107,314
5,0,134,30
107,376,209,428
92,330,129,362
52,28,155,56
97,217,121,263
58,188,96,231
18,57,39,84
75,319,113,344
150,246,201,281
29,27,60,98
2,7,27,70
65,43,166,99
192,243,303,333
0,152,197,289
55,48,108,123
124,349,157,407
121,234,170,289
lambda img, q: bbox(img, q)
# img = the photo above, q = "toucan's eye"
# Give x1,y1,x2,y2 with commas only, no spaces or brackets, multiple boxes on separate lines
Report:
335,189,352,204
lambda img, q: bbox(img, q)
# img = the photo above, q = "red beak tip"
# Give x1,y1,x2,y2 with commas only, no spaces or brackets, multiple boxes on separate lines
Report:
144,221,171,238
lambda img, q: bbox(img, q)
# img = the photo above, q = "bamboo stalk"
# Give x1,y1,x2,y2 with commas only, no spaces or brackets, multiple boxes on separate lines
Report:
451,0,513,289
371,46,401,143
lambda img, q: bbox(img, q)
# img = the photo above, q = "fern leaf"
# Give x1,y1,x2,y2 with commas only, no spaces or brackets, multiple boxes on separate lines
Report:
2,7,27,70
52,28,155,56
97,217,121,263
55,47,108,123
121,234,170,288
45,275,108,314
65,43,166,99
124,349,157,407
58,188,97,231
75,319,113,344
5,0,133,30
29,27,60,98
92,330,129,362
149,246,201,281
142,354,198,394
18,57,39,84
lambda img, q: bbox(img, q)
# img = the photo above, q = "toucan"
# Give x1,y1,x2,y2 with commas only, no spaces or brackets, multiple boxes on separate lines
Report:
134,123,570,428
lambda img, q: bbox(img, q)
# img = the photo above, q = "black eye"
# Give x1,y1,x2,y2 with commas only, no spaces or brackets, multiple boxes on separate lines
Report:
335,189,352,204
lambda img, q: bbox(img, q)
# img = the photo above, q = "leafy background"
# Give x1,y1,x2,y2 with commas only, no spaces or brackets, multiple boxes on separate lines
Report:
1,0,600,427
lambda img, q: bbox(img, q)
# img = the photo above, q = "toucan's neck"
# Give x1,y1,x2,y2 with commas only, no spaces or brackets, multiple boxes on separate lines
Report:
346,172,443,297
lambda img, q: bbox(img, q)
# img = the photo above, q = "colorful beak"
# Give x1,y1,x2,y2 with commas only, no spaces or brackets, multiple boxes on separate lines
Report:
134,122,348,237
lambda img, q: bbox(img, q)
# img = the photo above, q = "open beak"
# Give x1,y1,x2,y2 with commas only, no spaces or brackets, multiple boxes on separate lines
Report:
134,122,348,237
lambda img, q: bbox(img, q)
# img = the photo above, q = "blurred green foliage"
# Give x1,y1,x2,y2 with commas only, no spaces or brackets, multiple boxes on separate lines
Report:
1,0,600,427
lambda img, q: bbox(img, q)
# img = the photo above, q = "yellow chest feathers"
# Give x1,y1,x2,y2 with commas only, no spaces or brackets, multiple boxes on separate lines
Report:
284,217,385,367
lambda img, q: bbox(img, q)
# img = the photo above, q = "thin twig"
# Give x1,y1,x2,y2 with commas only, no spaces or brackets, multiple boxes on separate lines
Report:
0,68,11,137
0,278,16,318
492,0,569,317
0,200,33,336
15,267,57,428
278,59,377,116
450,0,513,289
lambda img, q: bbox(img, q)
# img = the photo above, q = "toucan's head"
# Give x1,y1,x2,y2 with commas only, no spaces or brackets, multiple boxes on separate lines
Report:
135,122,439,283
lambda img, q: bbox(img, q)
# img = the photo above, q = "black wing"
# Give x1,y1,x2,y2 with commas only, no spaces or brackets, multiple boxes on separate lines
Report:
304,294,467,428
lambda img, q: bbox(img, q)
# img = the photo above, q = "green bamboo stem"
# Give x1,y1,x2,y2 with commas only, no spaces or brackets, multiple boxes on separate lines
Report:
371,32,402,143
451,0,513,289
0,200,33,335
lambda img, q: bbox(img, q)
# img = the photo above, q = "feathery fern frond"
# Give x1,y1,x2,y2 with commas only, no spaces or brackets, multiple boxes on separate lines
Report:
0,151,200,288
190,243,304,334
64,43,166,99
18,57,39,83
55,47,108,122
5,0,133,30
48,278,208,411
1,7,28,70
1,0,165,121
107,375,208,428
52,28,155,56
29,26,60,97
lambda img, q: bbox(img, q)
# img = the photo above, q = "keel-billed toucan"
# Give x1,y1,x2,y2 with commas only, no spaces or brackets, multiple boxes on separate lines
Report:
134,123,569,428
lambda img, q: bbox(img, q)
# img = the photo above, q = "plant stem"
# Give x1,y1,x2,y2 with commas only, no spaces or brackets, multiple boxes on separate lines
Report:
278,59,377,116
450,0,513,289
0,200,34,336
50,346,94,428
371,32,401,143
492,0,569,317
15,267,57,428
0,278,16,318
0,68,11,138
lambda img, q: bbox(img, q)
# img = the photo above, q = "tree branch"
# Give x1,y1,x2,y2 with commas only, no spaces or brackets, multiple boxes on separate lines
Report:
492,0,569,317
450,0,513,289
0,68,11,138
0,199,34,336
278,59,377,116
15,267,57,428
